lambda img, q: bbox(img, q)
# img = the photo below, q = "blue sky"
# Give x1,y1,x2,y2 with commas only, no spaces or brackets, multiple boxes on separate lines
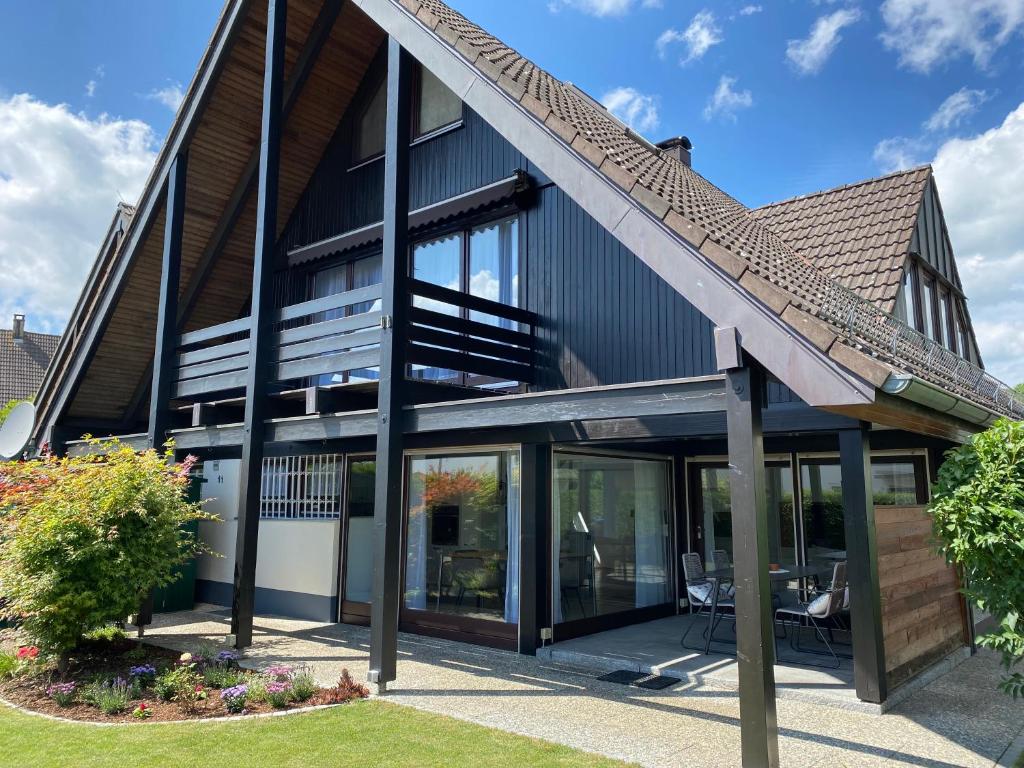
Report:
1,0,1023,383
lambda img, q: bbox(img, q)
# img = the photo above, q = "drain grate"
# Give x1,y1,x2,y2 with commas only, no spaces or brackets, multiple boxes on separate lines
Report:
596,669,680,690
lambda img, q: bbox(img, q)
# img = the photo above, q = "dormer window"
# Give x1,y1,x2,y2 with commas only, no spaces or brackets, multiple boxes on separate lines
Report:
901,257,974,362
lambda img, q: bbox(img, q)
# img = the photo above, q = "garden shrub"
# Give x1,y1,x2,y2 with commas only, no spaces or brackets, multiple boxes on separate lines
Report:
290,667,317,702
318,669,369,704
244,674,268,703
81,677,132,715
0,650,18,679
265,681,292,708
0,441,213,656
220,684,248,713
46,682,77,706
931,418,1024,697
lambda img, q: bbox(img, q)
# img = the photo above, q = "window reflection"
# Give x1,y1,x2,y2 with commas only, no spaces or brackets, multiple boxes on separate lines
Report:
404,450,520,624
553,453,672,624
312,253,382,384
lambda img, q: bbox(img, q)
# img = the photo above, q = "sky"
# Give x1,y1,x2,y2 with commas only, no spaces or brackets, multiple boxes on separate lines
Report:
0,0,1022,384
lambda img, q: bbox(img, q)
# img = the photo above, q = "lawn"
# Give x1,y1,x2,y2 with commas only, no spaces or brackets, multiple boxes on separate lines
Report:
0,698,629,767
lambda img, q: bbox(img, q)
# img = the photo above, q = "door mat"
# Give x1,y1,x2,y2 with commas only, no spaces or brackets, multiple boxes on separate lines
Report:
596,670,681,690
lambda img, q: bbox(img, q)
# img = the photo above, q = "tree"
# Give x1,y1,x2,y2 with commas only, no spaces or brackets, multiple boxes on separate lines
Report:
1015,383,1024,397
0,440,214,656
930,418,1024,697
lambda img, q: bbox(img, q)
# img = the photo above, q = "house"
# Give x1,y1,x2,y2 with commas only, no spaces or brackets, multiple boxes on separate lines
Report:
0,314,60,407
31,0,1021,743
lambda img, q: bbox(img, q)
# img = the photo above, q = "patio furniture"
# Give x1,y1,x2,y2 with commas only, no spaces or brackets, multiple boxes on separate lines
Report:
680,553,734,653
711,549,735,597
774,561,849,668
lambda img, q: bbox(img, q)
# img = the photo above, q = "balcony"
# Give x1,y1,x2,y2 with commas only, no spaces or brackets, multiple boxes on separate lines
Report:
170,281,538,423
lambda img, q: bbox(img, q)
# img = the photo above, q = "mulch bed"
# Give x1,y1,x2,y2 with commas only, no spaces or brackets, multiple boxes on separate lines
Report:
0,632,353,723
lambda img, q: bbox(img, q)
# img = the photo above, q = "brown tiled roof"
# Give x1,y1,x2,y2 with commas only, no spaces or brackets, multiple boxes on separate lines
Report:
0,328,61,404
751,167,931,313
399,0,1023,419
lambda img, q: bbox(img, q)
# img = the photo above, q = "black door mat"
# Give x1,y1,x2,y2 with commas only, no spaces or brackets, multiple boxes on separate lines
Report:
596,670,681,690
597,669,646,685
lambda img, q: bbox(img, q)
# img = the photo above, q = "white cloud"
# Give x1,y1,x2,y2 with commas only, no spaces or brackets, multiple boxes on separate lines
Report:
872,136,927,172
880,0,1024,73
739,5,763,15
0,94,156,335
923,87,989,132
657,10,723,64
548,0,659,16
85,65,104,99
146,82,185,113
85,80,97,98
602,86,660,133
930,101,1024,384
702,75,752,122
786,9,861,75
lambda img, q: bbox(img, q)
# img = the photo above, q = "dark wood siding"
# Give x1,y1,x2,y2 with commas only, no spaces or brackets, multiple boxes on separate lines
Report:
276,95,800,400
910,179,958,289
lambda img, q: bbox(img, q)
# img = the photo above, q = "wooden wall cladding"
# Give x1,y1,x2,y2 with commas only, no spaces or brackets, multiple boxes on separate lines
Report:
876,504,968,688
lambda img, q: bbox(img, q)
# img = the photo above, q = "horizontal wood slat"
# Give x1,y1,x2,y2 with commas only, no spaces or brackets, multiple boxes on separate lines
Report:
275,347,380,380
176,352,249,382
275,283,382,323
275,310,382,345
875,504,967,688
409,278,536,325
408,343,533,383
178,316,250,347
172,370,248,399
276,327,381,362
408,325,534,365
177,339,250,367
408,307,534,348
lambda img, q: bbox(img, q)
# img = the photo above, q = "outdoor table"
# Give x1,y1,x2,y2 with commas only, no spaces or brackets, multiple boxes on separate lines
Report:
699,564,827,654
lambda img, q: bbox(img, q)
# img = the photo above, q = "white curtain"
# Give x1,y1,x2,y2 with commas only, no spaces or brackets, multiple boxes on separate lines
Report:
503,452,521,623
404,463,427,610
634,460,669,608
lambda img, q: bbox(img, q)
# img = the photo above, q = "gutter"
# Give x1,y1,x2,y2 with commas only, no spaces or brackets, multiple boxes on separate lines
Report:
882,373,1001,428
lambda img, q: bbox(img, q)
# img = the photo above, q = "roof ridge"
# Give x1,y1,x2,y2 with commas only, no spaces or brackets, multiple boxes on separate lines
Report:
753,164,932,212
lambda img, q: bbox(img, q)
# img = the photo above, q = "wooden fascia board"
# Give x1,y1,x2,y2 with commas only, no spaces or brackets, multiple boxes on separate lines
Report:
35,0,253,443
355,0,875,410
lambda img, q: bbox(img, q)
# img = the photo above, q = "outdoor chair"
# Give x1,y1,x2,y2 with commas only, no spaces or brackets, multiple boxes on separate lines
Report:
711,549,736,597
774,561,849,668
681,552,734,651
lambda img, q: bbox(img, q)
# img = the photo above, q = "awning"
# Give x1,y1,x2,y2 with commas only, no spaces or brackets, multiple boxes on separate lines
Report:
287,170,529,267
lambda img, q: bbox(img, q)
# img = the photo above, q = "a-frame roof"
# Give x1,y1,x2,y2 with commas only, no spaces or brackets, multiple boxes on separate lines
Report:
751,166,931,313
34,0,1023,444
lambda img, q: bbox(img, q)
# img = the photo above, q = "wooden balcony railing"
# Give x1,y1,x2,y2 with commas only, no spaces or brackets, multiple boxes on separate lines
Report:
170,280,537,402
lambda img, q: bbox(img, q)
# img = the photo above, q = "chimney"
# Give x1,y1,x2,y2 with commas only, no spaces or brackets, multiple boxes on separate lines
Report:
12,314,25,344
657,136,692,167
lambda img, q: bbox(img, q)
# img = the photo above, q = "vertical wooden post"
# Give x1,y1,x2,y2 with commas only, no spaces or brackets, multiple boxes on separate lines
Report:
148,151,188,449
716,327,779,768
368,36,412,693
231,0,286,650
518,443,550,654
838,425,888,703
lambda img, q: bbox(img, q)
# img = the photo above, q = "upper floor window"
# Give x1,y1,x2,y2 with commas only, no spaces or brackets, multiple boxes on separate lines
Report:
410,215,520,384
312,252,382,384
355,78,386,162
415,66,461,138
902,258,973,361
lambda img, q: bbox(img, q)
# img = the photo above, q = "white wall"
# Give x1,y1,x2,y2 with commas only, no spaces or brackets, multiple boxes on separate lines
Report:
196,459,340,599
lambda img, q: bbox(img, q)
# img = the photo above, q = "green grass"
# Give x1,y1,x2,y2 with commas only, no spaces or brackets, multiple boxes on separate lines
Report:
0,699,629,767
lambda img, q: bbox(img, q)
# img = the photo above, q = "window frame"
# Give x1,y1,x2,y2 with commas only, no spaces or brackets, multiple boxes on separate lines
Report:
408,208,525,389
412,64,464,140
905,255,974,359
352,75,387,166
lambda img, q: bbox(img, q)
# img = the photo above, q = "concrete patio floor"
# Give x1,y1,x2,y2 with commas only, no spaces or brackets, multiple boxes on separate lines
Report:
138,606,1024,768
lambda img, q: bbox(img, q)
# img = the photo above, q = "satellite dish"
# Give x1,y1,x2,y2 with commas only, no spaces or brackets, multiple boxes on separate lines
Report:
0,401,36,460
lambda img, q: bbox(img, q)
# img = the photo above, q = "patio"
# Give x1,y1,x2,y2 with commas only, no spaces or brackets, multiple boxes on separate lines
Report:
135,606,1024,767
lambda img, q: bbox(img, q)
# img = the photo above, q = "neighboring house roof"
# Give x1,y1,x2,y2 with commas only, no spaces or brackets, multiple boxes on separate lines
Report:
751,166,931,313
0,326,60,404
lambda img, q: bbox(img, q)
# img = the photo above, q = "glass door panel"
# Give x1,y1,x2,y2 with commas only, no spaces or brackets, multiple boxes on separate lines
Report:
411,233,463,382
799,461,846,570
343,459,376,607
553,453,672,625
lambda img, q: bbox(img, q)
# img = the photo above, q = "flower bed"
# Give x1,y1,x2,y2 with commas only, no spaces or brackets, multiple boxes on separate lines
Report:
0,628,368,723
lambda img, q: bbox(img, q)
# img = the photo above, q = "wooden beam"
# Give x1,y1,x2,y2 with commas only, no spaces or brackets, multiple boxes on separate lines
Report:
839,425,889,703
231,0,286,650
123,0,347,427
148,151,188,448
369,36,413,694
718,327,779,768
518,443,550,654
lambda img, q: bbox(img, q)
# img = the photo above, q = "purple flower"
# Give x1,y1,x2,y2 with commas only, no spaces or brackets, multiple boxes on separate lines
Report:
46,682,76,696
265,665,293,681
216,650,238,663
129,664,157,678
220,684,248,700
266,681,291,694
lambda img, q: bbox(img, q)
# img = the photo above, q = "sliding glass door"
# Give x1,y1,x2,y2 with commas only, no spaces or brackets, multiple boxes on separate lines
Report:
400,448,521,645
552,452,673,635
339,457,375,624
